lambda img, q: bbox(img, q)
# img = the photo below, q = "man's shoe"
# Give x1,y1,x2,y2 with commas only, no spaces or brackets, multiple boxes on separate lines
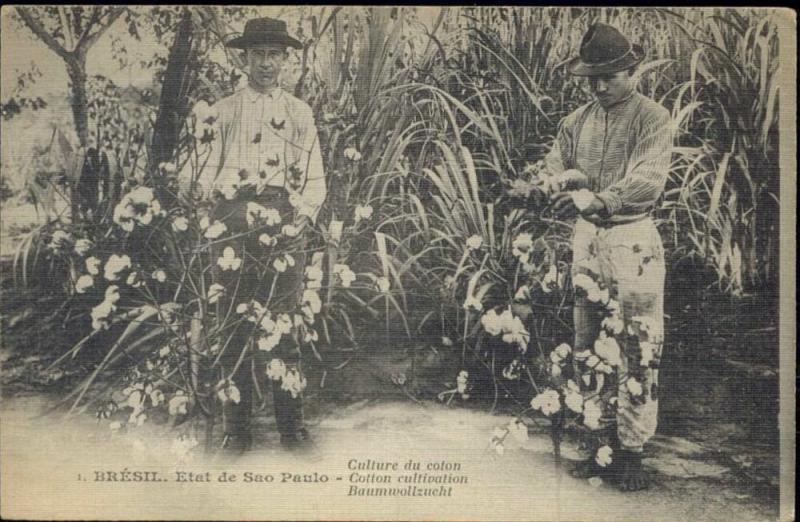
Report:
221,433,252,455
616,449,650,491
280,428,313,451
569,457,612,479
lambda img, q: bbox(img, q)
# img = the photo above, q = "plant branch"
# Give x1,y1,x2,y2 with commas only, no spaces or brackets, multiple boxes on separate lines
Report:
16,7,70,60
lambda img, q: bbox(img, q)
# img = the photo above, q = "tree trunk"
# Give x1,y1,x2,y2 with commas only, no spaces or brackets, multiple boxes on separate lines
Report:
65,54,89,148
65,53,90,223
150,11,196,176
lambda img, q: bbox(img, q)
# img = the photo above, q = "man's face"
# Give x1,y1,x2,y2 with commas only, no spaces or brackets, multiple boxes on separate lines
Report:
588,70,633,108
245,44,287,90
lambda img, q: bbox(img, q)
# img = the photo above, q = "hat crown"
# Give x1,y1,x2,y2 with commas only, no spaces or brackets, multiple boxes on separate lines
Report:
227,16,302,50
244,17,288,37
579,23,632,66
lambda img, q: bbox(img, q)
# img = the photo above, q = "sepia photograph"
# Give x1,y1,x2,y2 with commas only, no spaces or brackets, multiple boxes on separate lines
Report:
0,6,795,521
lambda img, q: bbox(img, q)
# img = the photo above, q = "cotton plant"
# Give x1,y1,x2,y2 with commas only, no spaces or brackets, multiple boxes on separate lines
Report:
501,265,651,468
46,110,333,447
486,237,637,468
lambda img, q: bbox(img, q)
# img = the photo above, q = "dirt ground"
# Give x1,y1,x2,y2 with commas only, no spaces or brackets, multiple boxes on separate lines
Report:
0,390,779,521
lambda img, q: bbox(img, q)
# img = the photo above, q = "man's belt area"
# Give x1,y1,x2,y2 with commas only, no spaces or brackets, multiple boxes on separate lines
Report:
581,212,649,228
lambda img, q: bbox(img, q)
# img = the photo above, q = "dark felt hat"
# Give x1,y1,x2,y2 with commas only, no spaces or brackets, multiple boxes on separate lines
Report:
226,17,302,50
567,23,645,76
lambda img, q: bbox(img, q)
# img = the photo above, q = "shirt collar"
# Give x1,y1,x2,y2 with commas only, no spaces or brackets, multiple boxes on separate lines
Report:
245,85,283,104
599,89,636,112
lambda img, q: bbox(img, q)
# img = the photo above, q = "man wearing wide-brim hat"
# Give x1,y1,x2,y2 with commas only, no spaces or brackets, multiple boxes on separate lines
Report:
181,17,325,453
544,23,675,490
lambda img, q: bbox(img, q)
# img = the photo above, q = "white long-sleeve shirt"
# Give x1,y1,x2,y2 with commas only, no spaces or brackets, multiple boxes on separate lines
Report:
184,86,326,222
545,91,674,216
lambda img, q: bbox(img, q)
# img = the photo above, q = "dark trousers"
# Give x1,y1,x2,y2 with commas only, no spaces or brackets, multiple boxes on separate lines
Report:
209,187,306,442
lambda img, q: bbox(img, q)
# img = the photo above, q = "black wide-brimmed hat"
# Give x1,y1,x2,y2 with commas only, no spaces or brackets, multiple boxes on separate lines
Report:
567,23,645,76
226,17,302,50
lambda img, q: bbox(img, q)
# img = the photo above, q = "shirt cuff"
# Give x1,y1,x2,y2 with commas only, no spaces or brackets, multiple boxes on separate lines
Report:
595,190,623,217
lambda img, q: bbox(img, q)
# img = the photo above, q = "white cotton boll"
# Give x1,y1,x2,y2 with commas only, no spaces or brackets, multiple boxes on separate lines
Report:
466,235,483,250
582,399,602,430
159,162,177,174
275,314,293,335
75,274,94,293
514,285,530,300
626,377,643,396
280,368,307,399
207,283,225,304
171,216,189,232
104,254,132,281
258,334,281,352
328,220,344,242
303,329,319,343
333,264,356,288
462,295,482,312
204,221,227,239
167,393,189,416
564,387,584,413
511,233,533,263
570,189,595,212
595,445,613,467
530,389,561,416
282,224,300,237
594,332,622,367
246,202,268,227
217,247,242,271
104,285,120,304
344,147,362,161
480,310,503,336
86,256,102,276
376,276,390,293
456,370,469,395
602,314,624,335
354,204,373,223
74,239,92,256
554,343,572,359
149,389,165,407
266,358,287,381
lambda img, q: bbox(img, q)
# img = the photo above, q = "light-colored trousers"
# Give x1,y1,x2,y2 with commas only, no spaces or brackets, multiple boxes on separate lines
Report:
572,216,666,451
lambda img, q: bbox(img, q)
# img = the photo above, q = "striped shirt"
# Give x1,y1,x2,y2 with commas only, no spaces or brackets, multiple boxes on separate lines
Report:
545,91,674,216
189,86,326,222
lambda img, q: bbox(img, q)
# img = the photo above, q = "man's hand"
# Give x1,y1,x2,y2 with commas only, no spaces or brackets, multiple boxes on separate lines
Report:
550,191,606,218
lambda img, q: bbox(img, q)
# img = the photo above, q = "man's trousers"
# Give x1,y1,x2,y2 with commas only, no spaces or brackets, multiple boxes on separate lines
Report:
572,216,665,452
209,187,306,445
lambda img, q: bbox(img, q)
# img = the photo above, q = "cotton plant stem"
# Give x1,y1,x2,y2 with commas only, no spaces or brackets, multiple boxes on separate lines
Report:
461,313,470,365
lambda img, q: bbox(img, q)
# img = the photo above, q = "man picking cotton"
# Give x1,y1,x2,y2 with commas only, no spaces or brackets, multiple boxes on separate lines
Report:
545,23,674,490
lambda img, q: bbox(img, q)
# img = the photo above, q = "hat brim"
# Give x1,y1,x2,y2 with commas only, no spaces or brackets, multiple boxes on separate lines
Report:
567,44,645,76
226,33,302,50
